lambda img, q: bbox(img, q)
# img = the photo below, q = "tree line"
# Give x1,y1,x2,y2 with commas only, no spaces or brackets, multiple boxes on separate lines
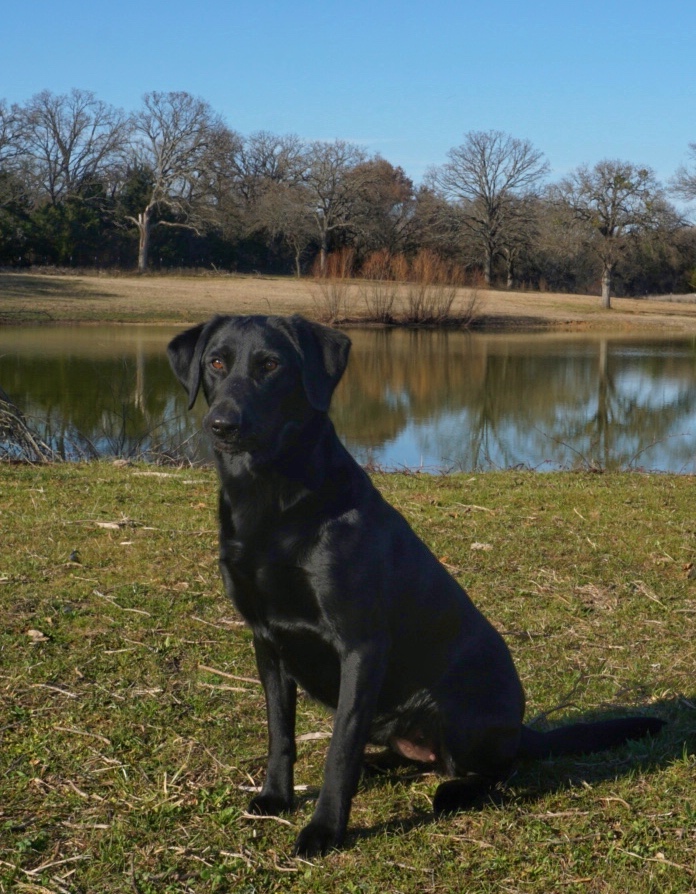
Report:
2,88,696,306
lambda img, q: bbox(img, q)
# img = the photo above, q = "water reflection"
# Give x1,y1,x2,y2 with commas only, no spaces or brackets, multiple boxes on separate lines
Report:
1,325,695,471
339,331,696,471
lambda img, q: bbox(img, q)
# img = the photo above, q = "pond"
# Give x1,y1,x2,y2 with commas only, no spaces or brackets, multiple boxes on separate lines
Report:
1,324,696,471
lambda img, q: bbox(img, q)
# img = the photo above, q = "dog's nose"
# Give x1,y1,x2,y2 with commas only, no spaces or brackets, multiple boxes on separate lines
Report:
206,414,241,439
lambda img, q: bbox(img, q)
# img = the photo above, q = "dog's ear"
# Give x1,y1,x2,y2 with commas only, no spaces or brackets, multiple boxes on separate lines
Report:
167,317,222,409
278,315,351,411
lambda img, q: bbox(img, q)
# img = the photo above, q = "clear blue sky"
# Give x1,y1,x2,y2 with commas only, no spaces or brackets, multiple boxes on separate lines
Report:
3,0,695,188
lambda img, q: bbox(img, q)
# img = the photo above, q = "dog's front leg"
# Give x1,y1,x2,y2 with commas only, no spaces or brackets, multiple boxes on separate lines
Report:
247,634,298,816
294,646,385,857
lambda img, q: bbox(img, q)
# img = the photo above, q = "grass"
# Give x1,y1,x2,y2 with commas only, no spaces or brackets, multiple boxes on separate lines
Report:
1,462,695,892
3,269,696,332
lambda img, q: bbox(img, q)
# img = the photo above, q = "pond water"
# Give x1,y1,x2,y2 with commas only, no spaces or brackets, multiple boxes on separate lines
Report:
1,324,696,471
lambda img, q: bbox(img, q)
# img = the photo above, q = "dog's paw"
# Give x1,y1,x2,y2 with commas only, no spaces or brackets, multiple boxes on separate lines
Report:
293,820,342,858
247,792,292,816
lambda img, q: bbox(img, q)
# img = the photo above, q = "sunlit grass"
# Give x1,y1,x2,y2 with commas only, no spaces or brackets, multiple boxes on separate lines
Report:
3,269,696,331
1,463,694,892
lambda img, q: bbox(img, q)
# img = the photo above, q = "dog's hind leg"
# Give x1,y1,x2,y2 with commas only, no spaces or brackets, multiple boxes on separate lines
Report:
433,775,498,816
431,729,517,817
431,698,522,816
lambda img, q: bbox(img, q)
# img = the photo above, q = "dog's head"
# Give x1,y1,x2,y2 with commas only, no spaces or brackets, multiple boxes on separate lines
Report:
167,314,351,461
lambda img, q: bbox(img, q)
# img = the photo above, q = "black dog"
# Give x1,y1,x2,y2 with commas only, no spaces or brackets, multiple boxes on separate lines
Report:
168,314,663,857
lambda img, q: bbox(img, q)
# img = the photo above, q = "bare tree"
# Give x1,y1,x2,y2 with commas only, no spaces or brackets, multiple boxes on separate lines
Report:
195,124,245,243
498,194,544,288
126,91,226,271
427,130,549,285
552,160,674,307
224,131,310,270
302,140,368,273
15,89,129,205
0,99,20,162
0,99,27,211
251,183,314,275
670,142,696,204
530,193,598,292
227,131,305,207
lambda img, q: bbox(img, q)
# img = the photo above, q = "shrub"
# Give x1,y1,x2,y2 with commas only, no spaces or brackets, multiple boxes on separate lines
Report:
311,248,354,322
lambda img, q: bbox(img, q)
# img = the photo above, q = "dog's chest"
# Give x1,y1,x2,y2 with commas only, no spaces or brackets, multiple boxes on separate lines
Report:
221,535,321,629
222,546,340,706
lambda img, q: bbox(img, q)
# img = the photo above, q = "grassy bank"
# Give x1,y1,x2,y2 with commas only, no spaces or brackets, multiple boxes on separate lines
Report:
3,270,696,331
1,462,694,892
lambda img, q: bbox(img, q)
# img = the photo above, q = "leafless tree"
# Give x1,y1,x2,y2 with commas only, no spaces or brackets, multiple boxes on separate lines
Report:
126,91,227,271
0,100,26,211
0,99,20,161
15,89,129,205
670,142,696,205
528,193,597,292
195,124,245,242
227,131,305,208
551,160,674,307
302,139,368,273
223,131,310,269
496,194,545,288
251,181,315,275
427,130,549,285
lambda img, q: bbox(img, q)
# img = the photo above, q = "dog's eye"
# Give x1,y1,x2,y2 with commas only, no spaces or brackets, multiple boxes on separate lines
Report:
210,358,225,372
263,358,279,373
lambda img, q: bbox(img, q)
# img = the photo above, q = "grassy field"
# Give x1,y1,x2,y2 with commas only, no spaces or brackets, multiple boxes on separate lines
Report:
3,269,696,331
1,462,694,893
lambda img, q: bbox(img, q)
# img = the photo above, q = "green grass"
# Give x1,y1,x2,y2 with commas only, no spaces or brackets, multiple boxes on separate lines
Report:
1,463,694,892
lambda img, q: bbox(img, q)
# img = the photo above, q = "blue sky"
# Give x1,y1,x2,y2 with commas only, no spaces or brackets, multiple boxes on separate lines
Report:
3,0,695,188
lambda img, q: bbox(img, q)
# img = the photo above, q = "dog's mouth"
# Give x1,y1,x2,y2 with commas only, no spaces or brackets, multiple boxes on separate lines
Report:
207,429,259,456
203,413,257,455
204,415,306,466
211,436,246,455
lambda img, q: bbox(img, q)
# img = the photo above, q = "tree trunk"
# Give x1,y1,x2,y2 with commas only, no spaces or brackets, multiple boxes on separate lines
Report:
505,249,514,289
483,249,492,286
319,232,328,276
601,264,613,309
294,247,302,278
137,208,152,272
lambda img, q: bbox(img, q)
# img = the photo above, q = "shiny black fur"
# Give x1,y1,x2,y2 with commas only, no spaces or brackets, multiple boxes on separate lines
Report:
168,314,664,857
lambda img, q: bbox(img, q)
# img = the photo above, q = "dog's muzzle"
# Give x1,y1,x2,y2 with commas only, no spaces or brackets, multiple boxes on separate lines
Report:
203,407,253,453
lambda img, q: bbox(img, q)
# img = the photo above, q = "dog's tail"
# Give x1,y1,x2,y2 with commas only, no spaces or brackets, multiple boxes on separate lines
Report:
519,716,665,760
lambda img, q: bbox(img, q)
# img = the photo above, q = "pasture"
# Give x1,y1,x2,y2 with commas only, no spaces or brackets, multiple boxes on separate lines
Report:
1,463,694,892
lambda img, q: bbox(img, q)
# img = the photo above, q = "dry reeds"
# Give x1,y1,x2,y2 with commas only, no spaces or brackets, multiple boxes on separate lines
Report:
311,248,355,322
358,250,407,322
403,249,461,324
311,248,481,325
361,249,480,325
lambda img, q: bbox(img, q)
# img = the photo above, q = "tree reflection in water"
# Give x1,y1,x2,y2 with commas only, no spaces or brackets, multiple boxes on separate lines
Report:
1,325,695,471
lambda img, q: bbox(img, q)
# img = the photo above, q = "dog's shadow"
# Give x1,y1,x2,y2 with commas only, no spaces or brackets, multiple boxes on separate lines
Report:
343,695,696,848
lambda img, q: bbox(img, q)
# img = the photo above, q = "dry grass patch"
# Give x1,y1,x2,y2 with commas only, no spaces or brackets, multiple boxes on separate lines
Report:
4,270,696,331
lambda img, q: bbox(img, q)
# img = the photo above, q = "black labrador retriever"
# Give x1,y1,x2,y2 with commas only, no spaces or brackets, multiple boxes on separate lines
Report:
168,313,663,857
